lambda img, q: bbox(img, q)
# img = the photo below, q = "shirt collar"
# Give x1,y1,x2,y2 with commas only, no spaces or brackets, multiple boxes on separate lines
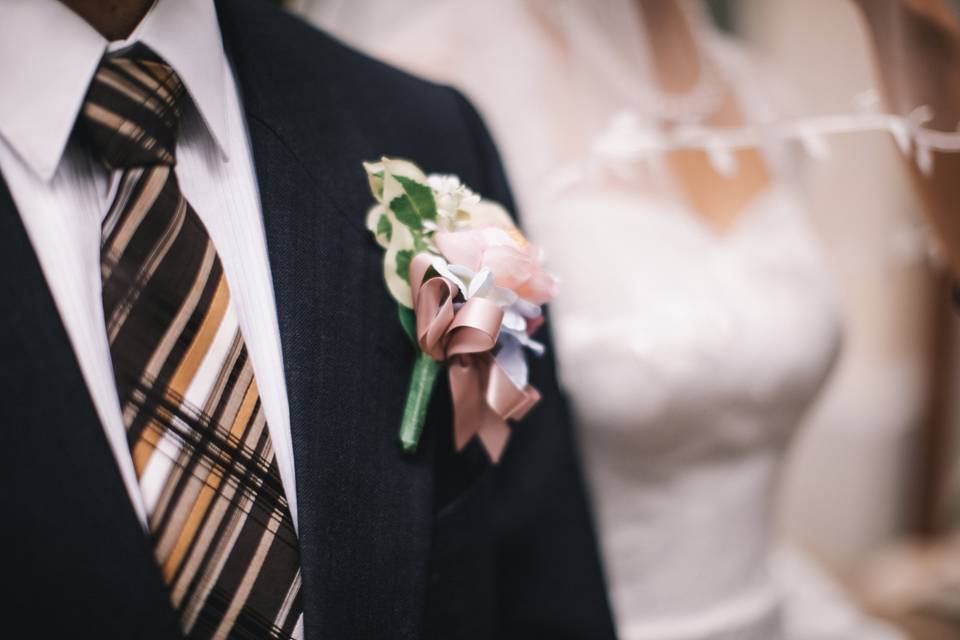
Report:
0,0,229,182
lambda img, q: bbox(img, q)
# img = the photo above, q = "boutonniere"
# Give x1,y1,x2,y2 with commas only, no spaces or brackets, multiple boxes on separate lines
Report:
364,157,558,461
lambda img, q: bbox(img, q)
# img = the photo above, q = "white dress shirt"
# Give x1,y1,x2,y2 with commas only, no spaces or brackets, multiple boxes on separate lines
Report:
0,0,299,529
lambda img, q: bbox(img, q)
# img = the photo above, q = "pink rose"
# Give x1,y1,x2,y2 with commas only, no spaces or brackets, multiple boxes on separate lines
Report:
435,226,558,305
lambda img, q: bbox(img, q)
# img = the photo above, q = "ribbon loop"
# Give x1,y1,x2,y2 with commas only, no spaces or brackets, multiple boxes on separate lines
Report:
447,296,502,357
414,277,456,361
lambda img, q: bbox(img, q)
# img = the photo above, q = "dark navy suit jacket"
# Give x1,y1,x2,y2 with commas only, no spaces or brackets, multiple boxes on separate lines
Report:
0,1,616,638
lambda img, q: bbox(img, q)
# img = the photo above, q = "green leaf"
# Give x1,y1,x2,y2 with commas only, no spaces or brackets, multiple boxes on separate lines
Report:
390,194,423,230
395,249,414,283
388,174,438,232
397,304,417,345
395,175,438,221
376,213,392,242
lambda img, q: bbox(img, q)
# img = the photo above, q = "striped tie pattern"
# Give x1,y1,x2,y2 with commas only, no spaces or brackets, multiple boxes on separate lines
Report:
80,50,304,639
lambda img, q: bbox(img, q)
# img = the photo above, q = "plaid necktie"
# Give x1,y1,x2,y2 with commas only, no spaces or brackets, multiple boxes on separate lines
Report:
80,50,304,639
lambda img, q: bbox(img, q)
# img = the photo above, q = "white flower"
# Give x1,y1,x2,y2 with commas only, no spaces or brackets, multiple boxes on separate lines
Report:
494,300,545,389
427,174,480,230
430,257,517,309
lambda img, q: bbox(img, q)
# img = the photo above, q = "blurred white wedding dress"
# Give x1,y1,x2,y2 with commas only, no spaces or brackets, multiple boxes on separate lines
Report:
297,1,907,638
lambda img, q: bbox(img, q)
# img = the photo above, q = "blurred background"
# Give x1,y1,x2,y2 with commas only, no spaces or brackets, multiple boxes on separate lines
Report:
288,1,959,637
735,4,960,638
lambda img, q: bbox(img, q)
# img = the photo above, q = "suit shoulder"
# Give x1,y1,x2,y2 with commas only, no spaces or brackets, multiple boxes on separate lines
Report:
221,0,459,111
218,0,501,198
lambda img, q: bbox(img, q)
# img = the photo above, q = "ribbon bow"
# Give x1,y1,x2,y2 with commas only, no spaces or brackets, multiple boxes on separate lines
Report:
410,253,541,462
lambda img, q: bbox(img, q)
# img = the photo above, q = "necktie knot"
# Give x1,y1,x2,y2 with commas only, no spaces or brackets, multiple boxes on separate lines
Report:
80,50,186,170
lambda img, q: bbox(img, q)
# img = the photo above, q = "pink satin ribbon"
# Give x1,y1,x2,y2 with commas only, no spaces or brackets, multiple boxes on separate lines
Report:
410,253,541,462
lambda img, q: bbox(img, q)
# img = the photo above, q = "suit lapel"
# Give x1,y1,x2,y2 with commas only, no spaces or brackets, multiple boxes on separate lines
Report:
217,2,435,638
0,178,182,637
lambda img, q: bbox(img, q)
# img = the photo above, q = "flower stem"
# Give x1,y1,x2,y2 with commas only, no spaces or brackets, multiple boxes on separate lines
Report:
399,350,441,453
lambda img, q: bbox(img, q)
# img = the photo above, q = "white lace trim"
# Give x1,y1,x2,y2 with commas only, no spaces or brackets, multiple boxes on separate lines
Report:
549,100,960,197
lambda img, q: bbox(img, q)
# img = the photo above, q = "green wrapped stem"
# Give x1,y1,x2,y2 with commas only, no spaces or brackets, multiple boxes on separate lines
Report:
399,350,442,452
